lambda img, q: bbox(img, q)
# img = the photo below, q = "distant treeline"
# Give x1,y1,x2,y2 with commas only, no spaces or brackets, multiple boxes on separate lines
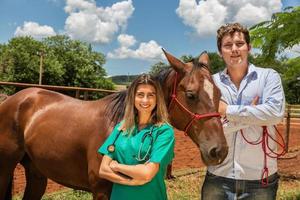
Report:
110,75,138,85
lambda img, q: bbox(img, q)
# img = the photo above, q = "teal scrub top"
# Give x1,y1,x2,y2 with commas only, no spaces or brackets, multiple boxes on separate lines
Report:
98,122,175,200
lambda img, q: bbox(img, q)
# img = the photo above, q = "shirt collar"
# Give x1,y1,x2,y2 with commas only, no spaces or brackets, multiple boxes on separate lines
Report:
133,123,154,134
220,63,257,83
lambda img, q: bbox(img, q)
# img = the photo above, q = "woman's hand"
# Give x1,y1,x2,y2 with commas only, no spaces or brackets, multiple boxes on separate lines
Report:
109,160,119,172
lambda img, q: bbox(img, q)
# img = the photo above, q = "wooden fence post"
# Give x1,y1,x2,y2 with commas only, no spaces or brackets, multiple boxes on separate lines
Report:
84,91,88,100
75,90,80,99
285,104,291,153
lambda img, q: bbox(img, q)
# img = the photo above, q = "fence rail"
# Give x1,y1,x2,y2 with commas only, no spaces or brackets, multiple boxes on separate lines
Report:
284,104,300,152
285,104,300,118
0,81,117,100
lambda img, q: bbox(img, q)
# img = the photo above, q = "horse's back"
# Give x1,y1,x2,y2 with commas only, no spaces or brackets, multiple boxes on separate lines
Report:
1,87,111,190
14,89,108,189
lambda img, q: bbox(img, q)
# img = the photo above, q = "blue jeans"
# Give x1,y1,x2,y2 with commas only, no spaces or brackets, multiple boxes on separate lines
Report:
201,171,279,200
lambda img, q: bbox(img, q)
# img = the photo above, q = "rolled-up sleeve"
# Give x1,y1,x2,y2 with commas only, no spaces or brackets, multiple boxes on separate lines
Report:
98,123,121,159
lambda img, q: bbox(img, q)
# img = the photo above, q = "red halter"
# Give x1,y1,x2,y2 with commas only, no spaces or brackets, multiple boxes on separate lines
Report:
168,72,221,135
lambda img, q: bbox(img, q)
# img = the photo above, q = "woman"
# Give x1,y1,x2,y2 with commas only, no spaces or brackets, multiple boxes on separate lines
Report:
98,74,175,200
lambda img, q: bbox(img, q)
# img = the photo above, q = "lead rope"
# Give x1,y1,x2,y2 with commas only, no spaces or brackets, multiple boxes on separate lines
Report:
240,126,286,186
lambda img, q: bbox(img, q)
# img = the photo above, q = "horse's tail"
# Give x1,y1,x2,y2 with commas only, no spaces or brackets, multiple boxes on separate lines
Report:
0,94,9,104
4,176,13,200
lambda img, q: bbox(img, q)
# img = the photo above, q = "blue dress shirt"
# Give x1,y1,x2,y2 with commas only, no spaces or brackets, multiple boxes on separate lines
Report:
208,63,285,180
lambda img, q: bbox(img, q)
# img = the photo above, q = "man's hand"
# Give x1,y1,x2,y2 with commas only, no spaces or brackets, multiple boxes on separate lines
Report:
219,100,228,116
251,96,259,105
219,96,259,116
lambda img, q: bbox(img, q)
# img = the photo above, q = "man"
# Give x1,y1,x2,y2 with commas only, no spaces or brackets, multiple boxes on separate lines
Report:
201,23,285,199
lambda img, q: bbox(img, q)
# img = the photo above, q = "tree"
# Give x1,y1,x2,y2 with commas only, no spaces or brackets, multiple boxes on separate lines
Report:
42,35,112,90
0,35,114,96
250,6,300,63
250,6,300,103
149,61,169,76
207,52,225,74
0,36,64,94
281,57,300,104
180,55,193,63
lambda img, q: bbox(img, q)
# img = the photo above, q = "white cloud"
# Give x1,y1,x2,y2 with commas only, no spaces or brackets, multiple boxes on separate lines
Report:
14,21,56,39
176,0,227,36
234,4,269,25
107,34,164,61
64,0,134,44
117,34,136,47
64,0,95,13
176,0,282,37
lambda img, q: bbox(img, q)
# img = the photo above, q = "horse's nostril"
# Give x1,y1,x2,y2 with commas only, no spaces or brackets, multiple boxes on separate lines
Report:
207,145,228,165
209,147,218,158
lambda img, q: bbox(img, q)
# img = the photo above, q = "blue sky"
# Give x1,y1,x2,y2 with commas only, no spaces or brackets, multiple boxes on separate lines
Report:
0,0,299,76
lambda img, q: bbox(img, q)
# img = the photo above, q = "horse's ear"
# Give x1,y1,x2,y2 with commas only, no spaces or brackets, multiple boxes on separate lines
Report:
198,51,210,68
162,48,186,74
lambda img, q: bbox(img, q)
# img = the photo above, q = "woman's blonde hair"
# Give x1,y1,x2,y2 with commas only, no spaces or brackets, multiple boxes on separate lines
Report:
121,74,169,134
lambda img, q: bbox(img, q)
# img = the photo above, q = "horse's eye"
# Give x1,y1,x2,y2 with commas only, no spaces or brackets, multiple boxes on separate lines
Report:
186,91,196,100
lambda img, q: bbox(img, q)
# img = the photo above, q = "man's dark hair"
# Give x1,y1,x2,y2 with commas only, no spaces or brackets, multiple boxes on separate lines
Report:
217,23,250,52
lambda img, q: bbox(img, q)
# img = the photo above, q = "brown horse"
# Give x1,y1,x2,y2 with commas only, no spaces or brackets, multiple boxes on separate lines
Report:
0,94,8,103
0,50,228,200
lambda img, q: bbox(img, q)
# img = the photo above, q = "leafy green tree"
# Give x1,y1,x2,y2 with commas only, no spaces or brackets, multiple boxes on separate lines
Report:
207,52,225,74
281,57,300,104
180,55,193,63
250,6,300,103
43,35,112,89
5,37,45,83
250,6,300,63
0,35,114,97
149,61,169,76
0,36,62,93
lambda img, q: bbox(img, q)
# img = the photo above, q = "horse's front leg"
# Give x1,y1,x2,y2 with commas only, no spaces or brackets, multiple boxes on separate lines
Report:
90,179,112,200
93,192,110,200
88,166,112,200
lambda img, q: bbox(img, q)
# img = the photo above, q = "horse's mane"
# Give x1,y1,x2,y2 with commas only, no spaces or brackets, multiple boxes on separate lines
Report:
192,57,211,72
155,67,172,86
104,90,127,127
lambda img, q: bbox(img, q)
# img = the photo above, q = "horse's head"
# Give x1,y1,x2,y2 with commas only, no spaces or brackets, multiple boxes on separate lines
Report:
161,49,228,166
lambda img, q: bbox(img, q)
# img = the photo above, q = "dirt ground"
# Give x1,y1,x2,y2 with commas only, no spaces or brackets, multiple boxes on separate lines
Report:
12,119,300,195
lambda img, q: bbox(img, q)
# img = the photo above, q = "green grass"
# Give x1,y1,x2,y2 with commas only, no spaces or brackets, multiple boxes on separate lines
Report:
13,190,92,200
166,168,205,200
13,168,300,200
